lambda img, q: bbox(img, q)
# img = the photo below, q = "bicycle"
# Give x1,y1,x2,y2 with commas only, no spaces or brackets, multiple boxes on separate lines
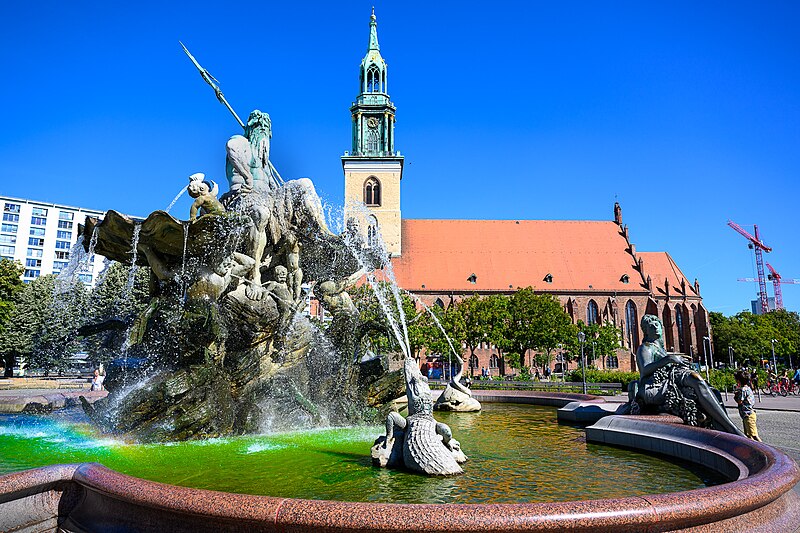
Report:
760,378,783,397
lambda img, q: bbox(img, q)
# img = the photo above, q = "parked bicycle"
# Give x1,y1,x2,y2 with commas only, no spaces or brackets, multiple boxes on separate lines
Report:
760,377,786,397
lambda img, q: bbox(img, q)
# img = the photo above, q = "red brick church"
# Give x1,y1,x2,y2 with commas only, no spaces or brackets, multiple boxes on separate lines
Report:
337,11,710,375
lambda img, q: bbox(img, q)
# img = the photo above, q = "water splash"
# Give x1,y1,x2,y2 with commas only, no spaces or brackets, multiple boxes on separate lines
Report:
405,290,464,381
164,186,187,215
125,223,142,295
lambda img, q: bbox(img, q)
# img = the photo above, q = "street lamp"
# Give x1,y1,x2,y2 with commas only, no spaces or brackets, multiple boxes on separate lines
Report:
770,339,778,373
702,336,711,382
578,331,587,394
728,346,735,368
592,341,596,369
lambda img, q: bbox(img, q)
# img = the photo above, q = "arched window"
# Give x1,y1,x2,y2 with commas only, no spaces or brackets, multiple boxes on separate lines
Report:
625,300,639,349
367,65,382,92
363,178,381,206
662,306,674,351
606,355,619,369
489,354,499,368
586,300,599,326
366,216,378,248
365,128,379,154
675,305,686,354
469,354,479,369
434,298,445,309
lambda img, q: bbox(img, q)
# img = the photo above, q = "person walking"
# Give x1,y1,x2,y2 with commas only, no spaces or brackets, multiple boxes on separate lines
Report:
90,369,105,391
734,371,761,442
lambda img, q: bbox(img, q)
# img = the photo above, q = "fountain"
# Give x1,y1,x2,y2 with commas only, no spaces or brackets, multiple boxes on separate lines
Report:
73,110,404,443
1,60,799,532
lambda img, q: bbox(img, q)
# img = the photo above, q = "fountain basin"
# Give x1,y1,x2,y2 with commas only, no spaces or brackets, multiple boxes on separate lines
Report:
0,392,797,532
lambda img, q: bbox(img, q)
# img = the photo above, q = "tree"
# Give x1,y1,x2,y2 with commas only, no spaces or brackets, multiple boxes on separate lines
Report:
529,292,577,373
0,259,25,376
482,294,512,373
29,278,88,375
574,320,622,369
83,261,151,364
0,258,24,335
0,275,87,375
711,310,800,369
456,294,492,376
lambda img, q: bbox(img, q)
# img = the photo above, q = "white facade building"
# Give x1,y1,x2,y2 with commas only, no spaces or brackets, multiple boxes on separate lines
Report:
0,196,106,286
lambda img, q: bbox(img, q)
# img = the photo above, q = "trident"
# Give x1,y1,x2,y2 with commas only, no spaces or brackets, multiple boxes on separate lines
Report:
180,41,284,187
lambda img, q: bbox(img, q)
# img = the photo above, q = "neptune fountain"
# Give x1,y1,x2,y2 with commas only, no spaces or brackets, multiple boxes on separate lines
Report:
79,107,408,443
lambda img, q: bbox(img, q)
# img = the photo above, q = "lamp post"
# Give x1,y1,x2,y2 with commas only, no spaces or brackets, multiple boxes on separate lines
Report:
728,346,735,368
592,341,596,369
578,331,587,394
770,339,778,373
702,336,711,382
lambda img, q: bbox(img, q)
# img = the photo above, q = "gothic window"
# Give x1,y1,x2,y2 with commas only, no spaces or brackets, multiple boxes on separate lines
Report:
606,355,619,369
469,354,479,370
434,298,445,309
367,215,378,248
625,300,639,349
675,305,686,354
367,65,382,92
586,300,599,326
366,127,380,153
489,354,499,368
364,178,381,206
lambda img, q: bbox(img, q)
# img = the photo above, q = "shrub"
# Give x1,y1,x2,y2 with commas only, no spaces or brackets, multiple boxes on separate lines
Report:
567,369,639,387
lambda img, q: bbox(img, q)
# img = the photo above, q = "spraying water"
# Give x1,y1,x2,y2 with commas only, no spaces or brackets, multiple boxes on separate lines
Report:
164,186,187,214
125,223,142,295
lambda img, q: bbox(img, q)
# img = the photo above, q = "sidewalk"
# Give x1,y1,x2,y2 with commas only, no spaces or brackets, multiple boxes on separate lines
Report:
603,391,800,413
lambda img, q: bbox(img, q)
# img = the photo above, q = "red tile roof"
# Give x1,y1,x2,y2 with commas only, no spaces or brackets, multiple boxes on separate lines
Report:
638,251,698,298
390,219,649,293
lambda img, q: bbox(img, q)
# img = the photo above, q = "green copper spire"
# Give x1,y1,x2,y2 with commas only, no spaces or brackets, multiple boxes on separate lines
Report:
368,7,380,51
345,8,401,158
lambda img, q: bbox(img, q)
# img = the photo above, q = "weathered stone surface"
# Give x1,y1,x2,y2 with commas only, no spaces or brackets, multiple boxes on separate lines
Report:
434,383,482,412
373,358,467,476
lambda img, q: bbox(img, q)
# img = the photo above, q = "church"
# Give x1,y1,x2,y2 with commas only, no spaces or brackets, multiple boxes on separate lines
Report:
340,11,711,374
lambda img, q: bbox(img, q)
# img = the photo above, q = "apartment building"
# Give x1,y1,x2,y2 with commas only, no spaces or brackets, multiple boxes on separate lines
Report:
0,196,106,286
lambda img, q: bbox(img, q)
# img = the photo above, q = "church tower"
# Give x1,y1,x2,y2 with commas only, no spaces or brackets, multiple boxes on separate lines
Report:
342,8,404,256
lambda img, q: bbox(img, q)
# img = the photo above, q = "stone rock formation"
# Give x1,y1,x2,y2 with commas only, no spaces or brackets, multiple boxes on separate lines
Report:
78,113,403,441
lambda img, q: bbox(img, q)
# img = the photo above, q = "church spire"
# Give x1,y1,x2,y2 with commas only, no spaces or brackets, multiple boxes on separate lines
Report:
368,7,380,51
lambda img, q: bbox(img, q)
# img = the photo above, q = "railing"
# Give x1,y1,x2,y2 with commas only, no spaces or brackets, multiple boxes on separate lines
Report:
429,379,623,395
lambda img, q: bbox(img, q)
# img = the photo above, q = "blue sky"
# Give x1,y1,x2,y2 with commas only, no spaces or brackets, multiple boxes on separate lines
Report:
1,1,798,314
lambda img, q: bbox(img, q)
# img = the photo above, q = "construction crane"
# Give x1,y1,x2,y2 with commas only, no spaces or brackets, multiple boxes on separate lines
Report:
728,220,772,313
738,263,800,311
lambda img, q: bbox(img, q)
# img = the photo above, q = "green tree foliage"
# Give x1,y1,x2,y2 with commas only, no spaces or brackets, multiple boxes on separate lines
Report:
29,278,88,375
574,320,623,369
0,275,88,375
83,262,151,364
710,310,800,369
455,294,492,371
0,258,24,334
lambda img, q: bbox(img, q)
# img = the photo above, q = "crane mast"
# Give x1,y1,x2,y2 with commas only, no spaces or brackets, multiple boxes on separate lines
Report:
728,220,772,313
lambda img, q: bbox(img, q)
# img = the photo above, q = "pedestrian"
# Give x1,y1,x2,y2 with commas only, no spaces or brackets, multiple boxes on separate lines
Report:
90,369,105,391
734,371,761,442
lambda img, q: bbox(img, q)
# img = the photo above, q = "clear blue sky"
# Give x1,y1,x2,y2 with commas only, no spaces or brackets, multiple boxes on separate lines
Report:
1,1,798,315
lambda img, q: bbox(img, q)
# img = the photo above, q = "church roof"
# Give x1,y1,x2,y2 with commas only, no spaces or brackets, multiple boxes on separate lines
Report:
390,219,650,294
638,251,699,298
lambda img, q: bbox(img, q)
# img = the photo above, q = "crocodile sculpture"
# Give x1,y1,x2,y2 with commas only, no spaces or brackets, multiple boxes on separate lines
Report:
371,357,467,475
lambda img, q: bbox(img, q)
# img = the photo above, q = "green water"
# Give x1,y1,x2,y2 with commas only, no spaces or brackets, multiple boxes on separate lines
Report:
0,404,725,503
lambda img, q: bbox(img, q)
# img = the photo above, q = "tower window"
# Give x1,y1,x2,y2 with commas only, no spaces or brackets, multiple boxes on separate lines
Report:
367,215,379,248
366,128,380,153
367,65,382,92
364,178,381,206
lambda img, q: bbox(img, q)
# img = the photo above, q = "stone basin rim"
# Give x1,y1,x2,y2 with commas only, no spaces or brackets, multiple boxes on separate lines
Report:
0,392,798,532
